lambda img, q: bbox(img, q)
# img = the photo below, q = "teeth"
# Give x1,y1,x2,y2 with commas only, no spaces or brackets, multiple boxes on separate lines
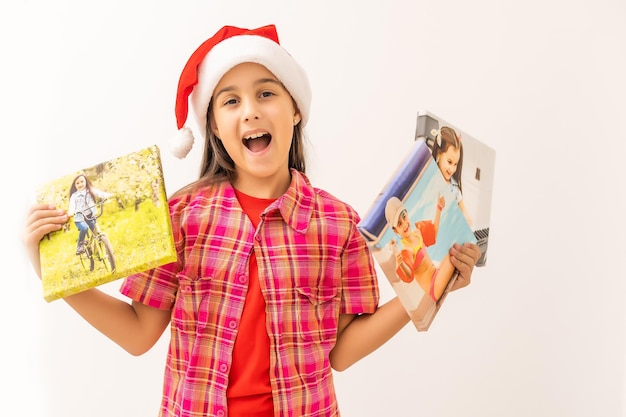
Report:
244,132,267,140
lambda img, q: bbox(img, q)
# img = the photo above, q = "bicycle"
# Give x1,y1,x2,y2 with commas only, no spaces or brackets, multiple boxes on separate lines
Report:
76,200,116,273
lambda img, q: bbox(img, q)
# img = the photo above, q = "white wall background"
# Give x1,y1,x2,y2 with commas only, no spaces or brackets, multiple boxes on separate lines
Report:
2,1,625,416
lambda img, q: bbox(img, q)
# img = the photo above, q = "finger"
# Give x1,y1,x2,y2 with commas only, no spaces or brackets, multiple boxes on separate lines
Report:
25,204,62,222
25,222,64,242
450,270,470,291
451,242,480,266
451,255,471,279
23,205,68,246
448,244,476,285
463,242,481,263
25,206,67,232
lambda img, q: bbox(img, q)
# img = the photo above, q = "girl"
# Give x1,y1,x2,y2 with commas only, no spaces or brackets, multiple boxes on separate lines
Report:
24,24,481,417
431,126,473,227
385,195,456,302
66,173,112,255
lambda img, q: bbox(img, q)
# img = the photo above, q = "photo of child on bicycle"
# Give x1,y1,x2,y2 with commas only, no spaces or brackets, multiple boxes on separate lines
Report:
34,146,176,302
67,173,113,256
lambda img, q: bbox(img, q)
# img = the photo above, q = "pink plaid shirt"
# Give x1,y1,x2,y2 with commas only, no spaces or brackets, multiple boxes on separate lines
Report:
120,170,380,417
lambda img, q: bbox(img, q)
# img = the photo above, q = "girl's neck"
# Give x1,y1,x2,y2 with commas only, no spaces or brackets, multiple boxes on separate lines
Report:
231,171,292,199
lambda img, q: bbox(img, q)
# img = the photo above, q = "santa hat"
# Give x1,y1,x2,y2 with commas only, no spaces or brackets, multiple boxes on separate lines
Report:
170,24,312,159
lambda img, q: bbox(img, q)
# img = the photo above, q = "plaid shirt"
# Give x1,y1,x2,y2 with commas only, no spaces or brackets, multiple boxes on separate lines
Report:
120,170,379,417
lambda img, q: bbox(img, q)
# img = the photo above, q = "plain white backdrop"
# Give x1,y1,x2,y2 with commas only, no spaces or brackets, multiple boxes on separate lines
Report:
2,1,625,416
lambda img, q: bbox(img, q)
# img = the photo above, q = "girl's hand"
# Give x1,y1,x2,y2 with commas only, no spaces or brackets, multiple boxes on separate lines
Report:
437,193,445,211
23,204,69,278
388,240,402,264
448,242,481,291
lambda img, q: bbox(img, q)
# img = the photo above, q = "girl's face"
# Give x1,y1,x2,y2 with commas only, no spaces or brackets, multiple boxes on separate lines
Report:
436,146,460,182
74,176,87,191
394,209,411,238
210,62,301,197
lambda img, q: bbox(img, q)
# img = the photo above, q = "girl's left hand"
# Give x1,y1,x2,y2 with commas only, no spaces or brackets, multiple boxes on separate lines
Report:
448,242,481,291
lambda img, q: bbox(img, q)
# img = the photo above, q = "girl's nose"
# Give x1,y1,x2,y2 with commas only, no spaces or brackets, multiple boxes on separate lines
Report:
242,98,260,122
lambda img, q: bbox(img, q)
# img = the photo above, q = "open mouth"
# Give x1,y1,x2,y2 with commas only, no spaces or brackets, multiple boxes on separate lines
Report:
243,132,272,152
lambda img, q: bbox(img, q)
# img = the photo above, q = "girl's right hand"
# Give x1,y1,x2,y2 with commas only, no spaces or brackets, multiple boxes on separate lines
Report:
23,204,69,277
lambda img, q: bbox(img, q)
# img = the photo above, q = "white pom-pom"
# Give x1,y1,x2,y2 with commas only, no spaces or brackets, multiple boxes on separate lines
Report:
170,127,195,159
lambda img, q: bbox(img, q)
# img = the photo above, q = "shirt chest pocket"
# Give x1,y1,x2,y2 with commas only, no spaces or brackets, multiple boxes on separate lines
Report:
294,286,339,343
172,275,213,336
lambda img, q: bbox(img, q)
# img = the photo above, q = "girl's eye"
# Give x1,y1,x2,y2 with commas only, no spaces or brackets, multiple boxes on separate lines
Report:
224,98,238,106
260,91,274,98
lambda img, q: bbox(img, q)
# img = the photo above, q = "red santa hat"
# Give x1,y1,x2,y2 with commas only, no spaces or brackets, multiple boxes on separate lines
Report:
171,24,312,159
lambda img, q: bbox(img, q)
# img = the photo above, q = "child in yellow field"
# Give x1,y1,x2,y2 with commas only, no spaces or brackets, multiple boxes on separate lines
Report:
67,173,113,255
385,196,456,302
431,126,473,227
24,24,481,417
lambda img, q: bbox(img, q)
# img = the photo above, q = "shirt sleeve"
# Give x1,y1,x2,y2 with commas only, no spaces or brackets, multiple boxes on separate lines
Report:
94,188,114,200
340,219,380,315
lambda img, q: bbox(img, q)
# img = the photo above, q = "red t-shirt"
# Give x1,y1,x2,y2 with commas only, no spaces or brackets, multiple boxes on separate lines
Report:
227,189,275,416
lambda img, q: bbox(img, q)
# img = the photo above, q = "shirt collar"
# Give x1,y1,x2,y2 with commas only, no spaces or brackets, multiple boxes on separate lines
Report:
273,169,314,234
215,169,314,234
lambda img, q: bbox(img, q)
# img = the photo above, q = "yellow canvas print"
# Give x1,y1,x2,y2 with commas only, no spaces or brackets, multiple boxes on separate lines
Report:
36,145,176,302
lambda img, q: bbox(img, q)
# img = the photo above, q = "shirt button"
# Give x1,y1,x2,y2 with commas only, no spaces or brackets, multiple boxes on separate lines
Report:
228,320,237,329
255,234,261,242
219,363,229,373
184,286,192,292
238,275,248,284
216,410,225,417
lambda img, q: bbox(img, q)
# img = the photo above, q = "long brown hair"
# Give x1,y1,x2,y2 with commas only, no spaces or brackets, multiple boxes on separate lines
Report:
68,173,98,201
171,99,307,198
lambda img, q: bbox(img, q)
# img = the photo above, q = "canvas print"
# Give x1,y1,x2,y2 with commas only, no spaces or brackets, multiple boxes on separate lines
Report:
36,145,176,302
358,111,495,331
